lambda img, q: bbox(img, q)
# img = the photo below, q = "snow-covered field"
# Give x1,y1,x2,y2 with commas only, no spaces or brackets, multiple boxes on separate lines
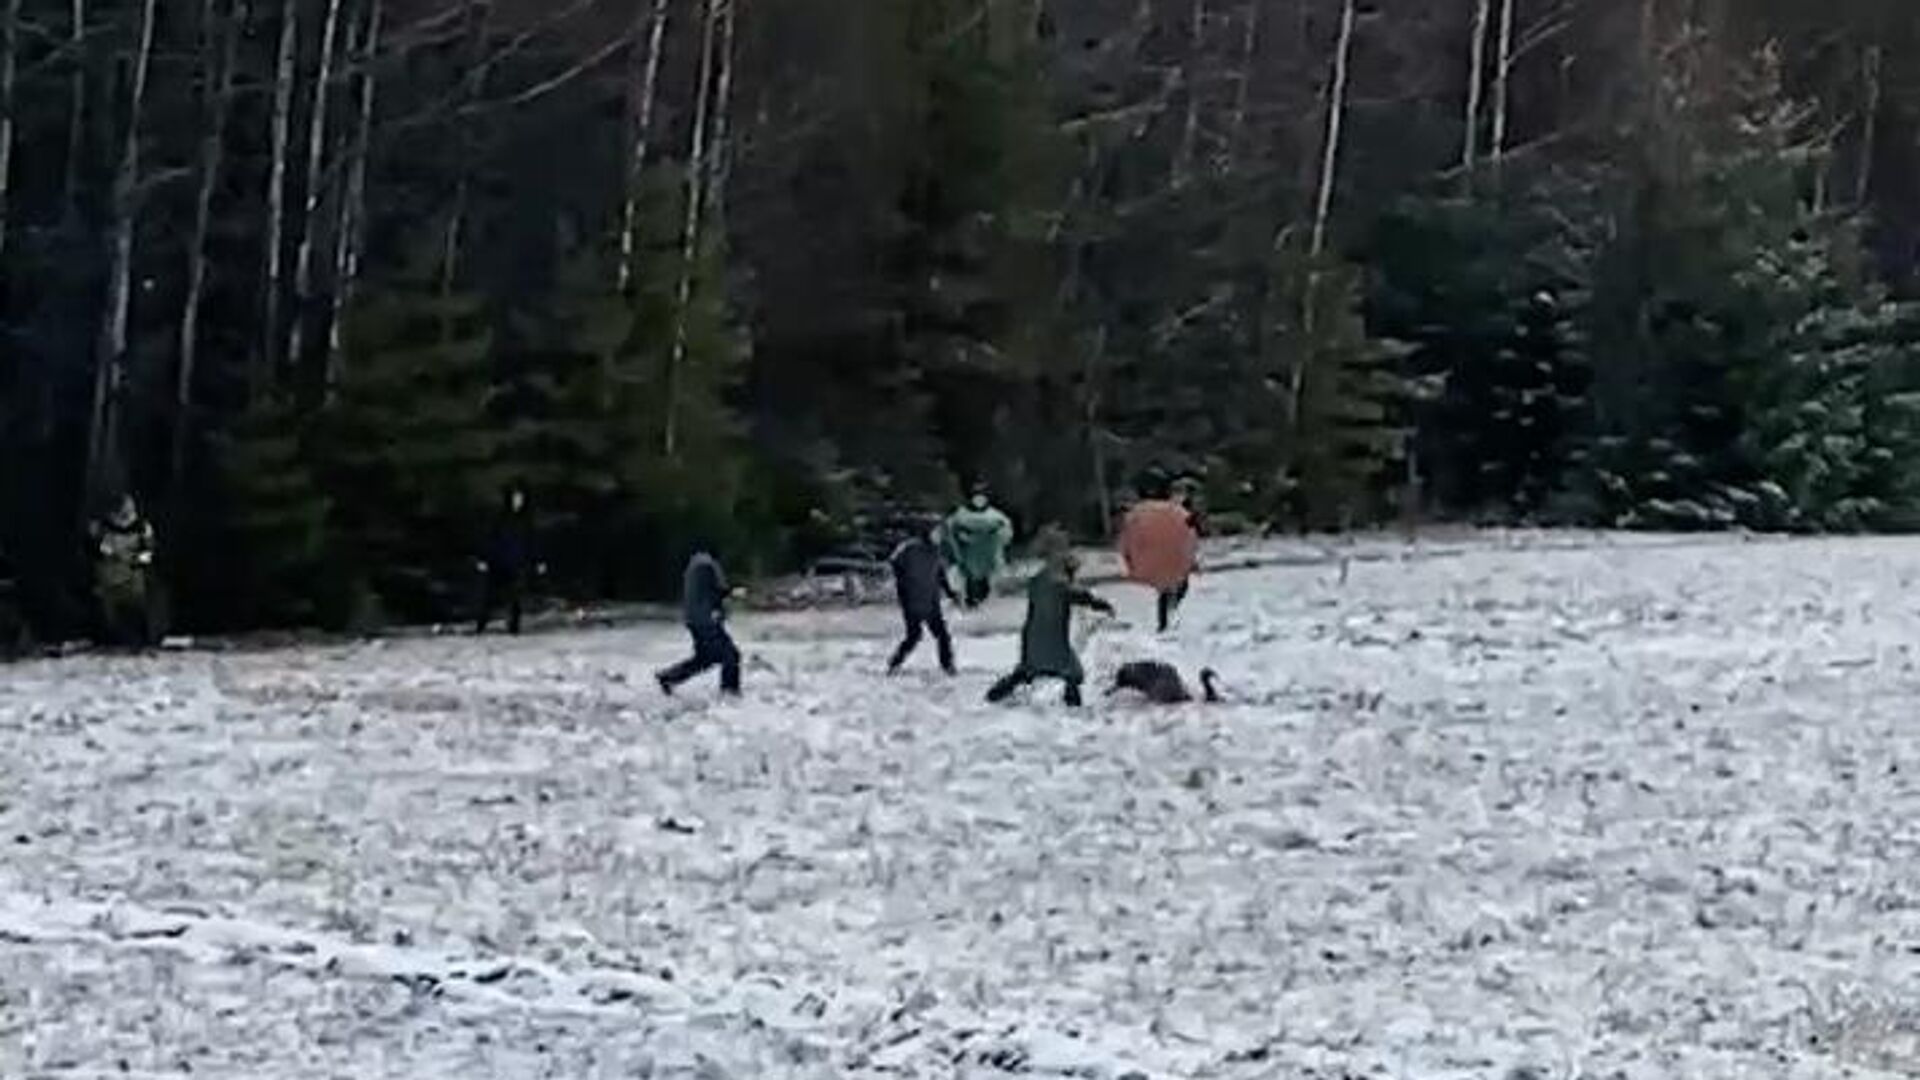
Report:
9,532,1920,1079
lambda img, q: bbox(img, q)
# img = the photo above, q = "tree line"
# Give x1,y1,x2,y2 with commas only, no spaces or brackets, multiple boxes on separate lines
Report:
2,0,1918,636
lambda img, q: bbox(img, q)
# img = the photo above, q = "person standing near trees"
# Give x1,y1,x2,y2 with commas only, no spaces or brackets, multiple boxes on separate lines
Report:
92,495,157,647
986,550,1115,707
1120,478,1202,633
476,484,540,635
657,541,742,696
887,519,959,675
940,489,1013,609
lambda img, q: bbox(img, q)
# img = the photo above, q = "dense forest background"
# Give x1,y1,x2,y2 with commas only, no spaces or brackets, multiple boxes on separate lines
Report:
4,0,1920,634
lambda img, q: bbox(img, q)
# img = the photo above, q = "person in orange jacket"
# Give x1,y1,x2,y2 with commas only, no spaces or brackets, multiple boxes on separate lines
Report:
1119,479,1201,633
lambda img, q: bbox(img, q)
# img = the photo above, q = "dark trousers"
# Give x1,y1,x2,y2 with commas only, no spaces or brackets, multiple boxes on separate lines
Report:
659,623,741,694
476,571,524,635
889,609,955,674
1156,579,1190,633
961,575,992,609
986,667,1084,707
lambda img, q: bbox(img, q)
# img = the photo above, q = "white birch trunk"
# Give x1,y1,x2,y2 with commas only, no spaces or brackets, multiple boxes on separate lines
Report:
705,0,738,223
287,0,347,378
176,0,247,487
1174,0,1206,187
1292,0,1357,425
86,0,158,503
1226,0,1258,166
1310,0,1356,261
1856,43,1880,207
328,0,384,378
441,0,488,302
1462,0,1492,179
618,0,671,295
63,0,85,219
663,0,721,458
0,0,21,261
261,0,299,388
1491,0,1516,161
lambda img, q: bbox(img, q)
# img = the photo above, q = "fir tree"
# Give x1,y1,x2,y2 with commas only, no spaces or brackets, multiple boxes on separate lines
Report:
207,393,333,628
319,256,503,621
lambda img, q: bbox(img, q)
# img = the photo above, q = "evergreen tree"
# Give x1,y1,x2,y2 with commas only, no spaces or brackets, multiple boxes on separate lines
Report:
1364,187,1594,519
206,393,333,628
319,256,503,621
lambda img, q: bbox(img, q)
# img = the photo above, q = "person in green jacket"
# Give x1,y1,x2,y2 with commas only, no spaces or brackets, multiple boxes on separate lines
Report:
986,551,1115,707
941,490,1013,608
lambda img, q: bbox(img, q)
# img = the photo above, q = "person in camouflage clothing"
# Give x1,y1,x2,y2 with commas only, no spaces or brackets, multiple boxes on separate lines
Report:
92,495,156,647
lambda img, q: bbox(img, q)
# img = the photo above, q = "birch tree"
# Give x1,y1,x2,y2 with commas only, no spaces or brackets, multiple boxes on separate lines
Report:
705,0,738,222
260,0,300,388
1174,0,1206,187
1289,0,1357,423
329,0,384,376
287,0,348,379
0,0,21,261
1462,0,1492,178
441,0,490,301
1856,43,1880,206
663,0,722,457
1491,0,1516,160
85,0,159,505
62,0,85,219
176,0,248,486
619,0,671,295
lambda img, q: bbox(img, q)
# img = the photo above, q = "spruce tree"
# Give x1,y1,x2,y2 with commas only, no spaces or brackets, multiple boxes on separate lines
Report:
319,256,503,621
206,394,334,629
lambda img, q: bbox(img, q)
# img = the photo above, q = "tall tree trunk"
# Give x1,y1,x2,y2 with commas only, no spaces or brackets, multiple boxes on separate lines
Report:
1310,0,1356,262
287,0,346,381
1225,0,1258,166
663,0,721,458
1856,42,1881,207
0,0,21,262
1491,0,1516,161
618,0,671,295
328,0,383,381
260,0,299,391
1174,0,1206,187
441,0,489,303
175,0,247,491
1291,0,1356,424
705,0,738,223
85,0,158,507
1462,0,1492,181
62,0,85,219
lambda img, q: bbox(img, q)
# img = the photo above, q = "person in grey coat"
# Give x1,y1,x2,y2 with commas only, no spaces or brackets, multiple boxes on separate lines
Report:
887,522,959,675
656,543,741,696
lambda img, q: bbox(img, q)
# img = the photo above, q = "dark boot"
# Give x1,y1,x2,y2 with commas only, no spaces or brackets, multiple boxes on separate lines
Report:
929,611,956,675
986,669,1031,703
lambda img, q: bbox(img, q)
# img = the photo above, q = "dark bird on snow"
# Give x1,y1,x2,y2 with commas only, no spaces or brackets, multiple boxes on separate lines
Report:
1108,661,1222,704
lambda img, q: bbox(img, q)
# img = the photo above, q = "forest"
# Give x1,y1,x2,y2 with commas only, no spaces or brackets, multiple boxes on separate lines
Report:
2,0,1919,636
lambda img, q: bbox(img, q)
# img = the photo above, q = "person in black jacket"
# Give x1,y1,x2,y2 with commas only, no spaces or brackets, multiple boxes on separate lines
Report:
476,485,537,635
656,542,741,696
887,521,959,675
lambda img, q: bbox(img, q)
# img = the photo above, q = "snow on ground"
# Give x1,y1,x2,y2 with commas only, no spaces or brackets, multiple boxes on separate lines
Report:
6,532,1920,1078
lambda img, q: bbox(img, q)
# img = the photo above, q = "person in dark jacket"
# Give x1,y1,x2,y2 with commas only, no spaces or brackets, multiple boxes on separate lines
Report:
887,521,959,675
986,551,1114,707
657,543,741,696
476,485,538,635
